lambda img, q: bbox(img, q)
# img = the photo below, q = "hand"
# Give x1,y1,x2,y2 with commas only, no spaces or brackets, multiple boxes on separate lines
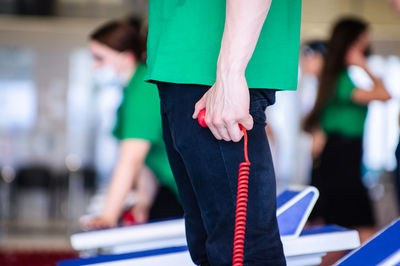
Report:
192,72,253,142
80,215,117,231
131,203,150,224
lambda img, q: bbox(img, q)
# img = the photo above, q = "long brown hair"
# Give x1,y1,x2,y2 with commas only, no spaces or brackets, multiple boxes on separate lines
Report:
303,18,369,132
90,17,145,61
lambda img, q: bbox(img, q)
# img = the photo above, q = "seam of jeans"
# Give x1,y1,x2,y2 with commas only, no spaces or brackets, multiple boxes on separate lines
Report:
216,141,237,212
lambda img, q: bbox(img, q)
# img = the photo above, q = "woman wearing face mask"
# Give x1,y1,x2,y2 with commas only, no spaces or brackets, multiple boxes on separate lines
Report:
82,18,182,230
304,18,391,242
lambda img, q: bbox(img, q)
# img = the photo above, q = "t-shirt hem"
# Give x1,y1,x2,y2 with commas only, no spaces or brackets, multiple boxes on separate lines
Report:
144,73,297,91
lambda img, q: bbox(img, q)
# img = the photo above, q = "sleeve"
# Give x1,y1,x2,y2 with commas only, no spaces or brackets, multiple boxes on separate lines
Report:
117,81,162,144
348,66,373,91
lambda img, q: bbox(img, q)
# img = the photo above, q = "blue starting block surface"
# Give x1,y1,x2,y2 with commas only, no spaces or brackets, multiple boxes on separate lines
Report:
58,246,192,266
336,218,400,266
277,186,319,237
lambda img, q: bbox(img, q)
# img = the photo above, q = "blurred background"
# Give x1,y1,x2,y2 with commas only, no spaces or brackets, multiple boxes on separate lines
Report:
0,0,399,265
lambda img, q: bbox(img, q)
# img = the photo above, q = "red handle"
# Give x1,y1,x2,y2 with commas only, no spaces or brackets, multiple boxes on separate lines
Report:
198,109,208,128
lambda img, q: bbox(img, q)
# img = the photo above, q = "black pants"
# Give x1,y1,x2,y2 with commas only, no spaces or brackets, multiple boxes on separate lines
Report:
157,82,285,266
310,134,375,227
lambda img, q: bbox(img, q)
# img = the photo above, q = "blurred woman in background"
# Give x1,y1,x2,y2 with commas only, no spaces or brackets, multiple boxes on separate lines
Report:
299,40,327,117
81,18,182,230
304,18,391,241
297,40,327,185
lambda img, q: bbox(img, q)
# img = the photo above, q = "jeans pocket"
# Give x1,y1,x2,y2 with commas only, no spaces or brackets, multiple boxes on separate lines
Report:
250,101,267,126
250,97,269,126
249,89,276,126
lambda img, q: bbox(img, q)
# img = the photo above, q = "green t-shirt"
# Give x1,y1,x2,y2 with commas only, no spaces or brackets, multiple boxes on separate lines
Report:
113,64,178,198
321,70,368,138
145,0,302,90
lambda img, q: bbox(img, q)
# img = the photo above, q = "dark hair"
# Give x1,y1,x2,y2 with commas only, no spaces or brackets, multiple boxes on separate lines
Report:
303,17,369,132
90,17,145,60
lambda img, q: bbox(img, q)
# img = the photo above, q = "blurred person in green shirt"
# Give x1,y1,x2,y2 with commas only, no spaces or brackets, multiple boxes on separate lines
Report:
388,0,400,213
81,18,181,230
304,18,390,243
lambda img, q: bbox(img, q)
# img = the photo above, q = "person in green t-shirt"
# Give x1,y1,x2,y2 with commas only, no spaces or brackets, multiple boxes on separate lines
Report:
147,1,301,265
304,18,390,244
81,18,181,230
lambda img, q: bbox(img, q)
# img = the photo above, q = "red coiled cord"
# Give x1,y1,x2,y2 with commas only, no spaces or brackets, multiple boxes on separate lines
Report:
232,125,250,266
198,110,250,266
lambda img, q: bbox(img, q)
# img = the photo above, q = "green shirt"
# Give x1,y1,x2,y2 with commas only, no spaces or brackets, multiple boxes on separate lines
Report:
146,0,302,90
321,70,368,138
113,64,178,197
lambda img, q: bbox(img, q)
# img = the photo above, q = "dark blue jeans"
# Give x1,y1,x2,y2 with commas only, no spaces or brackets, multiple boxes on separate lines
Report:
157,82,285,266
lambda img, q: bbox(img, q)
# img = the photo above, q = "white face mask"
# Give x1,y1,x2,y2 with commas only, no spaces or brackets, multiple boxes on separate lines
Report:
93,65,125,88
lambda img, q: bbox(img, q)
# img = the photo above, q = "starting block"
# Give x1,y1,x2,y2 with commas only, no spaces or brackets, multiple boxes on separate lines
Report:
70,219,187,255
59,186,361,266
277,186,319,237
336,218,400,266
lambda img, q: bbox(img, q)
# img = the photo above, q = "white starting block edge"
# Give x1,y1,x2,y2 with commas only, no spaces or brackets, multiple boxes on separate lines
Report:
282,225,360,257
335,218,400,266
70,219,185,251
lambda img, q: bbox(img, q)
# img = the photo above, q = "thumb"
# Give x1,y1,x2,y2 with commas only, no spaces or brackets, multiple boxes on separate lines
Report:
239,114,254,131
192,96,206,119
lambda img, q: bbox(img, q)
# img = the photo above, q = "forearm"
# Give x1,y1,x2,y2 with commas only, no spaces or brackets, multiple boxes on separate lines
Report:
102,159,140,222
135,167,158,208
217,0,272,76
101,140,150,222
351,87,391,104
352,66,391,104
